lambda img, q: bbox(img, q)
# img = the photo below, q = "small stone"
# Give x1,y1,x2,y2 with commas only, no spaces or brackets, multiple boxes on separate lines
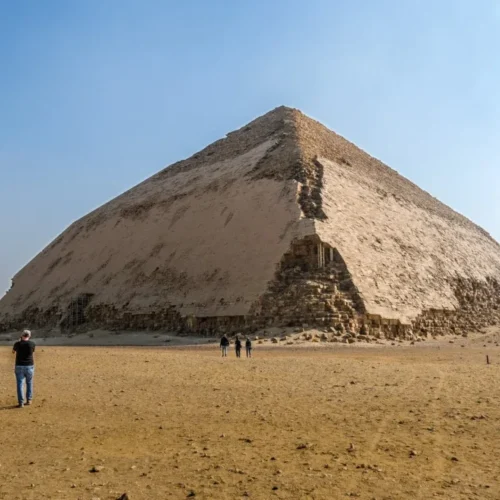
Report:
89,466,103,473
409,450,418,458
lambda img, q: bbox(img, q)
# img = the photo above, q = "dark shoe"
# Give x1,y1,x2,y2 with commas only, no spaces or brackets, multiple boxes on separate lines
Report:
17,403,24,408
25,400,32,406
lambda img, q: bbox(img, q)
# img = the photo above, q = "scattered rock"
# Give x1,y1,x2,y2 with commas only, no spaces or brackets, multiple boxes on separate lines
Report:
470,414,487,421
89,466,103,473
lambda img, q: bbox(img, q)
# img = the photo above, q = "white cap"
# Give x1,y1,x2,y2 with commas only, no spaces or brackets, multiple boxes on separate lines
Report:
22,329,31,338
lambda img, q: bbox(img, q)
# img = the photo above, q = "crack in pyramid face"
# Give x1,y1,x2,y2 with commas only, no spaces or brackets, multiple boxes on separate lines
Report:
1,106,500,337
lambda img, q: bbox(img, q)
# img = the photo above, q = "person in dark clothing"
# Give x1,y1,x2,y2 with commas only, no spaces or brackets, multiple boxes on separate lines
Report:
245,337,252,358
235,337,242,358
220,334,229,357
12,330,36,408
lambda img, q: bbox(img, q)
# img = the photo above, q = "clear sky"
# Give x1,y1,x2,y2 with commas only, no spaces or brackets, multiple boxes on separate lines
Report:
1,0,500,295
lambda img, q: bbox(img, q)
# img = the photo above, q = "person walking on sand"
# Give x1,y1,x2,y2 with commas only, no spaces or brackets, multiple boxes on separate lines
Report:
220,334,229,357
12,330,36,408
245,337,252,358
235,337,242,358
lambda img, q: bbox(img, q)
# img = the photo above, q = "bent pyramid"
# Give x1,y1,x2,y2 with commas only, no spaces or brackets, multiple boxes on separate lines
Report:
2,106,500,338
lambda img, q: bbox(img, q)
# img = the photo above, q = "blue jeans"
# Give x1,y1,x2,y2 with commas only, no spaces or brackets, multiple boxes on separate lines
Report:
15,366,34,404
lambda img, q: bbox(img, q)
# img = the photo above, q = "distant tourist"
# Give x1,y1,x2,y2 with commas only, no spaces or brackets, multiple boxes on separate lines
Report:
12,330,36,408
235,337,242,358
220,334,229,357
245,337,252,358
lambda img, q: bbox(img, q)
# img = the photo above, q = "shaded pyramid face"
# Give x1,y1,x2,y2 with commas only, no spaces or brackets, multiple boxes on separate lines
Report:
2,106,500,338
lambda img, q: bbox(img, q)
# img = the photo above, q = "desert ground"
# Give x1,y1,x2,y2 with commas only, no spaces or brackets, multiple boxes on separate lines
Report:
1,330,500,500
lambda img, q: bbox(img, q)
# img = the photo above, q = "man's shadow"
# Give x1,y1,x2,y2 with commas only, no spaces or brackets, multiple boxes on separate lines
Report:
0,405,21,410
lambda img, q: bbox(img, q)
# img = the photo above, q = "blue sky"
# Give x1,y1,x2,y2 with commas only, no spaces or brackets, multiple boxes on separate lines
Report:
1,0,500,294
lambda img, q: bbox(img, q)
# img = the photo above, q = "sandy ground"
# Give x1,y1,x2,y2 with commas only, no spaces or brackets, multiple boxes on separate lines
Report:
0,329,214,347
1,332,500,500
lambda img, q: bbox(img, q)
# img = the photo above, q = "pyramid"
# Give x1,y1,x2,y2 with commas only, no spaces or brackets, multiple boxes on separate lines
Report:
2,106,500,338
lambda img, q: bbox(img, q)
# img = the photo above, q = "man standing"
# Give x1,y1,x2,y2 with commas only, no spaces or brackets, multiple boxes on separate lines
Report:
245,337,252,358
13,330,36,408
235,337,242,358
220,334,229,357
